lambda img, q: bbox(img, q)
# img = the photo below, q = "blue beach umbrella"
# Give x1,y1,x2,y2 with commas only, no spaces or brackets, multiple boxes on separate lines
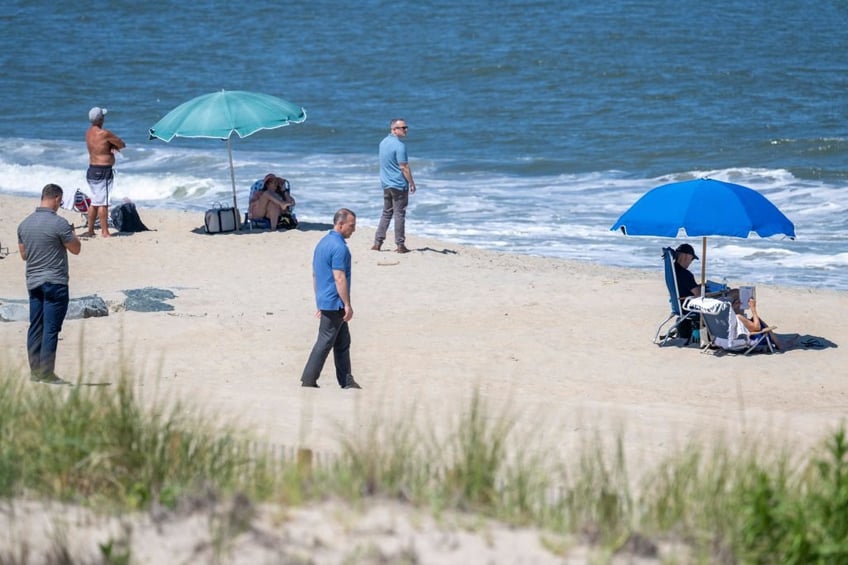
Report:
610,178,795,287
149,90,307,210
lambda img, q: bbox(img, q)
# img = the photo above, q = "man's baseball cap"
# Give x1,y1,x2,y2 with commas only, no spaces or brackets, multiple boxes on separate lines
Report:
88,107,107,123
675,243,699,260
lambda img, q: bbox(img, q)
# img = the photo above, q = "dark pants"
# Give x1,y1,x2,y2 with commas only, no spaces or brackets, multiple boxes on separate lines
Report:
374,188,409,246
301,309,352,388
27,282,70,379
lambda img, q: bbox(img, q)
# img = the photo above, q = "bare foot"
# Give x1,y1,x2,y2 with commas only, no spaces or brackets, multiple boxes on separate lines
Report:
101,231,112,238
82,232,95,238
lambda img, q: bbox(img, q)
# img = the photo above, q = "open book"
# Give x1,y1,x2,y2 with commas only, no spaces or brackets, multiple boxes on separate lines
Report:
738,285,756,306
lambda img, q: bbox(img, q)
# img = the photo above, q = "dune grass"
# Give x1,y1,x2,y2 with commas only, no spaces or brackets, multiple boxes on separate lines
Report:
0,363,277,511
1,359,847,563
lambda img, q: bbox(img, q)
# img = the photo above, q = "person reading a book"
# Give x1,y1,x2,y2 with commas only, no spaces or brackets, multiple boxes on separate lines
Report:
731,293,785,350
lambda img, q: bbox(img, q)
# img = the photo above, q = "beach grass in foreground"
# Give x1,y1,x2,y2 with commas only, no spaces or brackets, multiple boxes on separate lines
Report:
1,358,847,563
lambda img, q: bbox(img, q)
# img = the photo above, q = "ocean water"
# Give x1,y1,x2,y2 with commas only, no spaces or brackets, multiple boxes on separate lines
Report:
2,0,847,289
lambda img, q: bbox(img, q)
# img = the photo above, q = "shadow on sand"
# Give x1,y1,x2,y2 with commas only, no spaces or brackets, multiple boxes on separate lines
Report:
368,246,459,255
417,246,458,255
191,222,332,236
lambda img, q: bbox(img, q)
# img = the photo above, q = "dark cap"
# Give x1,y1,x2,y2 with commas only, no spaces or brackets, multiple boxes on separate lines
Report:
675,243,699,260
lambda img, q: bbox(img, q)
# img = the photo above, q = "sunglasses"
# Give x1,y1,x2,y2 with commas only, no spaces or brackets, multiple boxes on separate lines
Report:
393,126,408,130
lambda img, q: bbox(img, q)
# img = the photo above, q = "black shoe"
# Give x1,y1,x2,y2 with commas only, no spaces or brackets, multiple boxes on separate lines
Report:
301,382,319,388
31,373,71,385
371,243,382,251
343,378,362,390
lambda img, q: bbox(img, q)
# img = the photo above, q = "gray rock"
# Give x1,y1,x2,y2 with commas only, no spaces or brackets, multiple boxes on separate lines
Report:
0,302,28,322
0,295,109,322
123,287,176,312
1,287,177,322
66,295,109,319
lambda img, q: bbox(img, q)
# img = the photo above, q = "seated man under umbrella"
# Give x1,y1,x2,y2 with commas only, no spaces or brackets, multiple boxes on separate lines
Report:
674,243,728,298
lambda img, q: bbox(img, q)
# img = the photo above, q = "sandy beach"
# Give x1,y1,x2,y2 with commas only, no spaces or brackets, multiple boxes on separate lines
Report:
2,192,846,561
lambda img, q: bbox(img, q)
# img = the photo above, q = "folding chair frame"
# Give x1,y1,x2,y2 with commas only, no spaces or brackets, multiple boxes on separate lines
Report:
655,247,700,346
69,189,114,231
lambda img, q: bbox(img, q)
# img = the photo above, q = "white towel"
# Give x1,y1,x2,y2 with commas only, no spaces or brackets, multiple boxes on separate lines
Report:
62,193,77,211
683,296,725,314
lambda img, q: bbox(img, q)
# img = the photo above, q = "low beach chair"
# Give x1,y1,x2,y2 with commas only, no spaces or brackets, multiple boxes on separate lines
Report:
685,296,777,355
72,189,91,228
69,189,115,231
655,247,700,346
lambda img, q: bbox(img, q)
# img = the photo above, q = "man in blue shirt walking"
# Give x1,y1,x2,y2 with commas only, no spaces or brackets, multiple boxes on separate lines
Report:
372,118,416,254
301,208,362,389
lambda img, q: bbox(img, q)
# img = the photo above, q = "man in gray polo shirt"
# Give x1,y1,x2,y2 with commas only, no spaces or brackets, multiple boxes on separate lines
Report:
17,184,82,384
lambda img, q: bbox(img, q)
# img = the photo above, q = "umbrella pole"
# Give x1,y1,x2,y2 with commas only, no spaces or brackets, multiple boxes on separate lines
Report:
227,137,238,211
699,236,707,347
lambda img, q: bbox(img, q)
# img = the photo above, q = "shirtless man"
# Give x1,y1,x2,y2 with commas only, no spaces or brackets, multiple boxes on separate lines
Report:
85,107,125,237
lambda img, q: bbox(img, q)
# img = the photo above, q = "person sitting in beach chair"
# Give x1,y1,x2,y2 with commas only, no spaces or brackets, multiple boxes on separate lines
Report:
656,246,701,345
730,294,785,351
246,174,297,230
674,243,730,298
685,294,780,354
673,243,705,298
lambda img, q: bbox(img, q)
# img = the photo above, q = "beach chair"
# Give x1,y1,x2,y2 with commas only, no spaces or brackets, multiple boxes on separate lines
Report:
71,189,91,228
244,177,298,230
684,296,777,355
69,189,115,231
655,247,700,346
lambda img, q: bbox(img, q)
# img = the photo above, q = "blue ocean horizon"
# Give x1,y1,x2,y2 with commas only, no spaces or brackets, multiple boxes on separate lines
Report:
2,1,846,289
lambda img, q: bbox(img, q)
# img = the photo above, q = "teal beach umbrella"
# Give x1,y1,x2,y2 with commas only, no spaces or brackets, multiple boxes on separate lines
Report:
149,90,307,211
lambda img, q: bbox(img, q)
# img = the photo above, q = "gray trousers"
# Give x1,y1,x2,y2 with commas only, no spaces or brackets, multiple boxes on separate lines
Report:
301,309,352,388
374,188,409,246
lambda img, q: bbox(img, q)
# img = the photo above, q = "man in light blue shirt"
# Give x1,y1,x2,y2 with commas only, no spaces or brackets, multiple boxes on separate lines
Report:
372,118,416,254
301,208,361,389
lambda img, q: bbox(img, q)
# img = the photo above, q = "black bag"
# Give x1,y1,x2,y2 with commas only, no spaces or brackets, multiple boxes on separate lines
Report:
277,213,298,230
110,202,150,233
677,317,694,340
